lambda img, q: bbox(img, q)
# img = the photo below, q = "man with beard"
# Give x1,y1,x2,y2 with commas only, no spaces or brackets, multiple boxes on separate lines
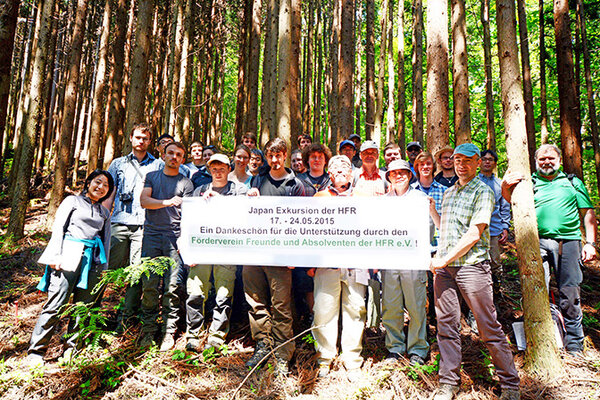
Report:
502,144,597,357
434,146,458,187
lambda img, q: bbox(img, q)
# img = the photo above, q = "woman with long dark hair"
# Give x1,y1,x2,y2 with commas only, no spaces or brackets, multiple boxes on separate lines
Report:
26,170,114,366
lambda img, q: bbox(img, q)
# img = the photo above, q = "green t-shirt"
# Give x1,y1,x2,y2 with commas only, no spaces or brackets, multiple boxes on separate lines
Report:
533,171,593,240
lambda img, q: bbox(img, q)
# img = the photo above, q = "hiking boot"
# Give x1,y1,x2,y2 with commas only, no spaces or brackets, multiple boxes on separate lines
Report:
499,389,521,400
159,333,176,352
409,354,425,366
139,333,155,348
204,337,221,351
25,353,44,369
245,340,272,368
433,384,459,400
382,351,402,365
186,338,200,352
273,356,289,376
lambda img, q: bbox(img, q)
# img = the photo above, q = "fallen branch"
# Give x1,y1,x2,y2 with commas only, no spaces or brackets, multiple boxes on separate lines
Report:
128,365,201,400
230,324,323,400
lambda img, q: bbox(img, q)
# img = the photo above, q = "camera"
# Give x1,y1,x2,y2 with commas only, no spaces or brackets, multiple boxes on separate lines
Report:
119,192,134,202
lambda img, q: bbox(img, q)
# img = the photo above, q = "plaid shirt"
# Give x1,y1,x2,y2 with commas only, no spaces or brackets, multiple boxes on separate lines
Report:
412,180,447,250
438,176,494,267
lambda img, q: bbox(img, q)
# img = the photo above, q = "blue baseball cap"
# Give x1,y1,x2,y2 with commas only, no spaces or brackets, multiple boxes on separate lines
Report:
339,140,356,151
453,143,481,158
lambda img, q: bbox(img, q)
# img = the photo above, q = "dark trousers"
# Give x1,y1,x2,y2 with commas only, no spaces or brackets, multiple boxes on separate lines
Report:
140,233,183,335
434,261,519,390
539,238,584,351
29,265,102,355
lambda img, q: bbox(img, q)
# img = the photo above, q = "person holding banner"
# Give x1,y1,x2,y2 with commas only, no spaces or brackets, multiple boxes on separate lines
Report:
311,155,368,379
138,142,194,351
430,143,519,400
185,153,248,352
381,159,439,367
243,138,305,375
27,170,113,367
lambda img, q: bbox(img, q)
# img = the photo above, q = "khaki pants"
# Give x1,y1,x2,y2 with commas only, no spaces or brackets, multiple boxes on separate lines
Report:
242,266,294,360
313,268,366,369
186,264,236,345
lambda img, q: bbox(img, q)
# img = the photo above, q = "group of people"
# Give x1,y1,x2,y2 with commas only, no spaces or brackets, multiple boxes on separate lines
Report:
26,122,597,400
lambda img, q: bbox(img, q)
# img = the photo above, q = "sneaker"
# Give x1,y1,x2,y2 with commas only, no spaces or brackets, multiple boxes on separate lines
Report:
186,338,200,352
409,354,425,366
433,384,460,400
466,310,479,335
274,356,289,376
382,352,402,365
566,349,585,359
245,339,272,368
139,333,155,348
499,389,521,400
317,363,330,378
25,353,44,368
203,337,221,351
159,333,176,352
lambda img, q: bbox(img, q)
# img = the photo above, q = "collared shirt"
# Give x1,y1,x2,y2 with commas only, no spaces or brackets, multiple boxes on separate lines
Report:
107,152,162,225
434,171,458,187
352,167,387,196
438,176,494,267
533,171,593,240
479,173,511,237
412,179,447,250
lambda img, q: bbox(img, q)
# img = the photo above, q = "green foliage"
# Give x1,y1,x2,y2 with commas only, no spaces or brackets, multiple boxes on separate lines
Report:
93,256,174,295
202,344,229,363
480,349,496,382
404,354,439,381
302,333,316,345
59,303,109,351
582,312,600,329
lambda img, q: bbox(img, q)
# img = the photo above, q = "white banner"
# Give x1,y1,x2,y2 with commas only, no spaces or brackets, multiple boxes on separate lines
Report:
178,195,431,270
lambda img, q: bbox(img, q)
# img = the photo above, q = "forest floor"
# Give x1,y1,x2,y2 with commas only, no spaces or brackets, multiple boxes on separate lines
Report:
1,196,600,399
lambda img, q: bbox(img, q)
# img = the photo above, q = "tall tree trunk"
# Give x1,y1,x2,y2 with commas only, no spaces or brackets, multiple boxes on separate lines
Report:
354,0,363,138
6,0,54,240
329,0,340,148
396,0,406,150
0,0,19,171
245,0,261,139
411,0,423,143
481,0,496,151
496,0,562,377
47,0,88,226
517,0,536,170
553,0,583,179
313,0,323,143
373,0,388,146
302,0,314,139
87,0,111,173
175,0,193,143
539,0,549,143
201,0,216,144
365,0,375,140
385,1,394,143
577,0,600,192
289,0,302,148
260,0,279,146
150,1,168,138
210,8,225,145
233,0,250,145
103,0,128,169
276,0,295,152
123,0,154,148
338,0,354,150
166,0,184,139
451,0,472,145
426,0,450,156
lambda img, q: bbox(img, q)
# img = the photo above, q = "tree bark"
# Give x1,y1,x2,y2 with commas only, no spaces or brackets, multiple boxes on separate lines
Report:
329,0,340,148
496,0,562,377
365,0,375,140
396,0,406,150
102,0,128,169
47,0,88,226
260,0,279,146
175,0,194,143
6,0,55,240
451,0,472,145
385,1,394,143
411,0,424,144
233,0,249,145
354,0,363,138
426,0,450,156
302,0,314,139
481,0,496,151
373,0,388,147
123,0,154,147
313,0,323,143
166,0,184,139
0,0,19,172
577,0,600,192
338,0,354,150
245,0,261,139
539,0,549,143
517,0,536,170
276,0,294,152
553,0,583,179
87,0,111,173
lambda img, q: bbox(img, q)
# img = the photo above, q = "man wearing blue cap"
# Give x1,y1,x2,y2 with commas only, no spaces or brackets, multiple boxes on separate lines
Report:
430,143,520,400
